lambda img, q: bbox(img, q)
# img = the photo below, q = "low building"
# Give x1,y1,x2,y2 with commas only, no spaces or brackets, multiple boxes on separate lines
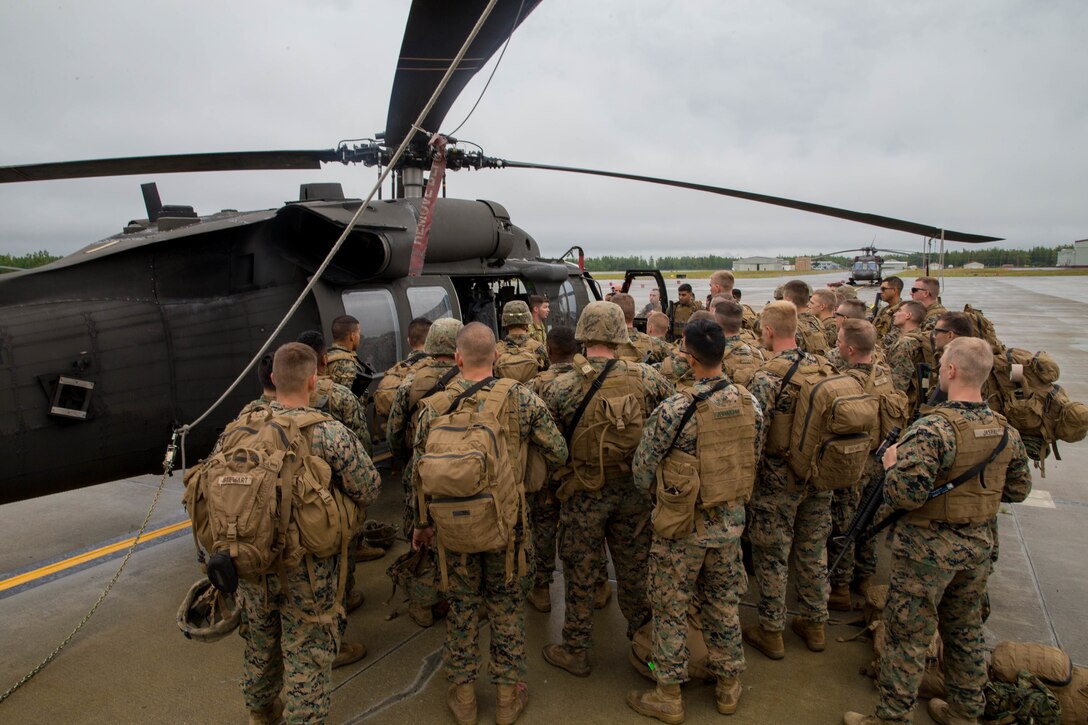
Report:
964,261,985,270
1076,240,1088,267
795,256,812,271
1057,248,1075,267
735,256,785,272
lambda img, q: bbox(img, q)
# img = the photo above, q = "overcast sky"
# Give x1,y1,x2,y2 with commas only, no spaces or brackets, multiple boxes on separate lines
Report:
1,0,1084,260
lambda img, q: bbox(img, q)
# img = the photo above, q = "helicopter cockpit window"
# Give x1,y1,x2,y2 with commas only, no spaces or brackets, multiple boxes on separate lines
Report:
342,289,400,373
406,286,453,322
553,280,578,329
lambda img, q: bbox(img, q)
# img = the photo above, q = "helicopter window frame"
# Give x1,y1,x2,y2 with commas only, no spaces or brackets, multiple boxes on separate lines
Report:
341,288,401,375
406,285,454,323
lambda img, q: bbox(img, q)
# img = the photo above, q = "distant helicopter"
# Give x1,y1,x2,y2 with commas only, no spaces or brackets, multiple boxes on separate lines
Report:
0,0,1001,505
818,244,916,286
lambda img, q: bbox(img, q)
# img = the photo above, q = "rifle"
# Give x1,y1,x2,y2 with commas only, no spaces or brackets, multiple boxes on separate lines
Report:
830,423,1011,574
869,290,881,322
829,426,901,574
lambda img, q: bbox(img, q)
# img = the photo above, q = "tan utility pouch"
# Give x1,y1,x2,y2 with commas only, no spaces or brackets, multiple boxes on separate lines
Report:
652,450,700,539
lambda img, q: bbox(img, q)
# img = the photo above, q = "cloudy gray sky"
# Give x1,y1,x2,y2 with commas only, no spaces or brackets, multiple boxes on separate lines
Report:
1,0,1084,260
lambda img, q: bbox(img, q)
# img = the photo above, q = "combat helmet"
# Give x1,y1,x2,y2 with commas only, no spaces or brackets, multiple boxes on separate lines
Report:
176,577,242,643
575,301,629,345
424,317,463,357
501,300,533,327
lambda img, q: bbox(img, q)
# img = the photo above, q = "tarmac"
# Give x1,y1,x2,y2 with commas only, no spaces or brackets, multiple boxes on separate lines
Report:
0,272,1085,724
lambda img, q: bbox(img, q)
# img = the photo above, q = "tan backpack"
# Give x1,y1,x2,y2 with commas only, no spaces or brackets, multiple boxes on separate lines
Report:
796,314,830,357
561,357,647,496
653,381,757,539
495,339,542,383
183,408,359,575
763,356,878,490
373,352,429,420
850,364,911,448
723,340,764,387
415,378,526,586
962,304,1006,354
658,353,694,391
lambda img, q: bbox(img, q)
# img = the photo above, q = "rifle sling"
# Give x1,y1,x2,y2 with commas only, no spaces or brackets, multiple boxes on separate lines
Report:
666,379,732,451
565,358,618,444
424,366,460,401
444,376,496,415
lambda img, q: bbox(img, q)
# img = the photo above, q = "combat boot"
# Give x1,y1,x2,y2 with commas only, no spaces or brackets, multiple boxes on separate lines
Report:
626,682,685,724
542,643,591,677
852,575,873,597
715,677,742,715
594,579,612,609
842,713,891,725
346,589,365,613
495,682,529,724
332,641,367,669
927,698,979,725
790,616,826,652
407,601,433,627
354,542,386,562
828,584,852,612
527,585,552,613
742,624,785,660
446,682,477,725
247,697,283,725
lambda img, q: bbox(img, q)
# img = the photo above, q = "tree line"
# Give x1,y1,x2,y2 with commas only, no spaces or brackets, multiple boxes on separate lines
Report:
0,250,61,272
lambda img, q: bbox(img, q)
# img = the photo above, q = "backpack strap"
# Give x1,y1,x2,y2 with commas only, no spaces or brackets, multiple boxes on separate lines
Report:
423,366,460,400
666,379,732,451
479,378,517,417
778,355,804,389
445,376,497,414
929,423,1010,495
565,358,619,442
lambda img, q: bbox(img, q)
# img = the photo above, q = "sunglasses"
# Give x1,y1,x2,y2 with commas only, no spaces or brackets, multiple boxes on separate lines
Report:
933,328,952,335
833,311,847,318
910,287,928,294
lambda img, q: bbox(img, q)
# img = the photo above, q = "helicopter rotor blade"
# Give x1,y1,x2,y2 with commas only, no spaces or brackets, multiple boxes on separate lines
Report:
0,150,344,184
500,160,1003,244
383,0,542,152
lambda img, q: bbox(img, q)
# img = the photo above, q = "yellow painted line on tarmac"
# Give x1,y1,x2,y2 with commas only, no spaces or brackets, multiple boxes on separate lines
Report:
0,519,192,593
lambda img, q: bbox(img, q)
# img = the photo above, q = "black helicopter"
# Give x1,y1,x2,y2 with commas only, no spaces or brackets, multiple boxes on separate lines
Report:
0,0,1001,505
817,244,917,286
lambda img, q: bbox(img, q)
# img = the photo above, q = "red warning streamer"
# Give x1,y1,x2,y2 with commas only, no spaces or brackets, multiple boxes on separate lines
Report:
408,134,448,277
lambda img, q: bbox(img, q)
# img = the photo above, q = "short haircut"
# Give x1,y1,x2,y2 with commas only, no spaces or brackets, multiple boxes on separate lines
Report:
529,294,547,312
456,322,497,367
296,330,327,356
646,312,669,335
772,285,784,301
611,292,636,322
546,326,578,361
708,294,731,310
833,288,847,306
710,270,735,290
688,310,715,323
678,283,694,294
731,289,742,301
330,314,359,342
838,299,867,319
884,276,904,293
810,288,836,310
782,279,811,308
938,311,976,338
760,301,797,337
683,319,726,366
900,300,926,324
914,276,940,296
840,319,877,354
256,353,275,391
712,299,744,334
407,317,433,348
941,337,993,386
273,342,317,395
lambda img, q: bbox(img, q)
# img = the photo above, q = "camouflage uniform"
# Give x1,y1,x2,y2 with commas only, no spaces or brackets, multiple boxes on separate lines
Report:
827,362,883,589
528,322,548,347
630,328,672,365
747,348,833,631
796,311,830,357
412,378,567,685
385,359,458,460
632,376,764,684
872,301,900,341
919,303,947,333
325,344,363,390
667,300,703,341
656,347,694,390
822,317,839,350
538,357,674,651
888,330,930,416
238,401,381,723
311,376,371,456
237,394,274,417
722,334,765,388
500,330,549,371
874,401,1031,723
528,362,574,589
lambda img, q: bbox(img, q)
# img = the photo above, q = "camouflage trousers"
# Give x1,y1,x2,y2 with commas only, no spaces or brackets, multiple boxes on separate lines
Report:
528,489,560,588
401,470,442,611
748,461,832,630
443,543,535,685
876,551,990,723
558,476,652,651
827,462,879,587
238,555,342,723
649,534,747,684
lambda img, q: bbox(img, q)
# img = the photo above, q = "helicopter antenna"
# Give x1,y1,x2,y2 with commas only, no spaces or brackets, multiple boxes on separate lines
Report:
178,0,503,437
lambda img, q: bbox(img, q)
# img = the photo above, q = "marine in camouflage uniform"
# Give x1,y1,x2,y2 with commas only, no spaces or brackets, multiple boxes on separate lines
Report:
629,327,672,365
796,311,830,357
312,376,371,456
528,322,547,347
528,361,574,594
919,302,947,334
411,376,568,689
538,302,674,672
822,316,839,350
872,301,900,342
239,399,381,724
656,346,694,390
325,343,363,390
889,331,929,415
848,400,1031,724
745,347,833,645
499,329,549,371
632,374,764,689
